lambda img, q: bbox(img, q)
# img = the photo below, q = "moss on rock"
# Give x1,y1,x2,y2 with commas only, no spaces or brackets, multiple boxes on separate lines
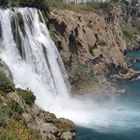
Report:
39,111,57,123
55,118,75,132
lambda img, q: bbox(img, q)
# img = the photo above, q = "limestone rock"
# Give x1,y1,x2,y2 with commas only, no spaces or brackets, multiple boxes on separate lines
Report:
49,8,129,94
61,132,75,140
55,118,75,132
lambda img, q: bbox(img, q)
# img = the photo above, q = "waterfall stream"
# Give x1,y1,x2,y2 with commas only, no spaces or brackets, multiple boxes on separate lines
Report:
0,8,140,135
0,7,70,107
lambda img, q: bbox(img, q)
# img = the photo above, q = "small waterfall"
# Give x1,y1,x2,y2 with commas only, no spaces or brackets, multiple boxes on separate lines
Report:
0,7,140,133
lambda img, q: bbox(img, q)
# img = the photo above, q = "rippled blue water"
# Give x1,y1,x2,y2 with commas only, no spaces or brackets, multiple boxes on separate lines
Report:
76,51,140,140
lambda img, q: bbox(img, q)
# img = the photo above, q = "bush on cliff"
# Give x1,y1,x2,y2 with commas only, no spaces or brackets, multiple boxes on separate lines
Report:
122,23,140,41
0,72,15,93
0,0,49,12
0,99,23,126
17,88,36,106
7,99,23,119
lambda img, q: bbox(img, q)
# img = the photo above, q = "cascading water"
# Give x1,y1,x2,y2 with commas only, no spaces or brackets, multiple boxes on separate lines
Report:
0,7,140,136
0,7,70,107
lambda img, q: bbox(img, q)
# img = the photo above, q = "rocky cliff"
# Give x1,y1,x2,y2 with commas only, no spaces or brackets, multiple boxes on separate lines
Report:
0,70,75,140
48,7,135,94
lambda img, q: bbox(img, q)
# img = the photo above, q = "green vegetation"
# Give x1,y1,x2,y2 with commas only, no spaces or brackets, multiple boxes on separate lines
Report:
0,71,39,140
0,99,23,126
50,31,57,43
17,88,36,106
132,20,140,31
7,99,23,119
122,23,140,41
43,0,63,7
0,0,62,12
0,128,17,140
0,72,15,93
0,0,128,13
0,0,43,7
43,111,57,123
47,1,113,13
70,62,93,85
55,118,75,132
0,0,139,13
5,119,38,140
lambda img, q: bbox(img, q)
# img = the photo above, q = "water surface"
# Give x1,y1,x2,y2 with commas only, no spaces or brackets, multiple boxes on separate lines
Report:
77,51,140,140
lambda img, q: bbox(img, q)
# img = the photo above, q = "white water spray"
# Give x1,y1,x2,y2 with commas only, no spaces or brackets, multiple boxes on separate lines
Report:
0,7,140,133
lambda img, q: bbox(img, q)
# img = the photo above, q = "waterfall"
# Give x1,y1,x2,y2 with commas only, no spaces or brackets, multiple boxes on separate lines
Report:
0,7,140,133
0,7,70,107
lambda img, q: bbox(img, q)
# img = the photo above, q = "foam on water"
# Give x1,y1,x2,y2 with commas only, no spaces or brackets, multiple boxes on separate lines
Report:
0,7,140,134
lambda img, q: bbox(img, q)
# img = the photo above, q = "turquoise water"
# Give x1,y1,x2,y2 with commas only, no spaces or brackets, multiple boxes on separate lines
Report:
77,51,140,140
131,62,140,70
126,50,140,59
126,50,140,70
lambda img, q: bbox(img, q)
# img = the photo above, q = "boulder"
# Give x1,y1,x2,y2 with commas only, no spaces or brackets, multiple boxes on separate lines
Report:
55,118,75,132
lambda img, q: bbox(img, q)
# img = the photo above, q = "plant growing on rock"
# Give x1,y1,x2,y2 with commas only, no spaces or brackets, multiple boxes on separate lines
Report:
0,72,15,94
0,128,17,140
17,88,36,106
5,119,39,140
7,99,23,120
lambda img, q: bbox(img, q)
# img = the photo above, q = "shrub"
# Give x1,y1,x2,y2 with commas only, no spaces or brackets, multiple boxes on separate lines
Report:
0,72,15,93
0,105,9,126
122,24,140,41
17,89,36,106
0,128,17,140
0,99,23,123
7,99,23,119
44,0,63,7
132,20,140,30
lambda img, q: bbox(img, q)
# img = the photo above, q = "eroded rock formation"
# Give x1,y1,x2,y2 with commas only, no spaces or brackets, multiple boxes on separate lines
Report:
48,8,133,94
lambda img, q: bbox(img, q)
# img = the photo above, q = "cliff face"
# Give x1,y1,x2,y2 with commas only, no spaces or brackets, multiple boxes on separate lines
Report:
0,71,75,140
48,8,131,94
